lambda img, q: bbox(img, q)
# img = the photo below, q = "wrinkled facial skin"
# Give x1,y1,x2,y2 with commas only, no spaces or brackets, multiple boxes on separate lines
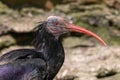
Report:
47,16,68,37
46,16,106,45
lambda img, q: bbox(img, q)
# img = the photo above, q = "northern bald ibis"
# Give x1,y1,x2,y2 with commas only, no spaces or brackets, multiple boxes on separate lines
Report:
0,16,106,80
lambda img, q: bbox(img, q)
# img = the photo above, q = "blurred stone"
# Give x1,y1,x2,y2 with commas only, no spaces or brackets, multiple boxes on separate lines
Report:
0,24,11,35
104,0,115,6
55,4,71,13
45,0,54,10
99,73,120,80
56,46,120,80
104,0,120,10
113,0,120,10
0,0,62,9
77,0,102,4
0,35,16,49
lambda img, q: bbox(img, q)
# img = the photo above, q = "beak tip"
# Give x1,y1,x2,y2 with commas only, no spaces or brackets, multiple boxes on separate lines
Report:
68,24,107,46
103,43,107,46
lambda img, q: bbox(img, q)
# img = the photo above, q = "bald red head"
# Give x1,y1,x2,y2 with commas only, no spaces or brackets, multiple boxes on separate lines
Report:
47,16,106,46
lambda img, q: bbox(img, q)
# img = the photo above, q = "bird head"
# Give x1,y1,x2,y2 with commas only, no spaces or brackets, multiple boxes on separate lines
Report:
46,16,106,46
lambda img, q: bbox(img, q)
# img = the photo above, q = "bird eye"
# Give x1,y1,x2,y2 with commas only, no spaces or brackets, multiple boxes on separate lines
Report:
54,22,59,26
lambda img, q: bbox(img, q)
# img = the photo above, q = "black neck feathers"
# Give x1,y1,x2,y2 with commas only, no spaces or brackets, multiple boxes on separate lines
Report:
32,21,52,49
32,22,64,59
32,22,65,79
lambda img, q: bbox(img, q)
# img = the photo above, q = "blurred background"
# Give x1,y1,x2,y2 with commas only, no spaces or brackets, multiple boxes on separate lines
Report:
0,0,120,80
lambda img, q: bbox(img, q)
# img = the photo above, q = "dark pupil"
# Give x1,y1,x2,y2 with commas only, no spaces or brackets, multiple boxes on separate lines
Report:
54,22,58,26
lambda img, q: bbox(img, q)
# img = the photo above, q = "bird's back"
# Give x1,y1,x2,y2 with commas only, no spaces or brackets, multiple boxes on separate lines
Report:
0,49,47,80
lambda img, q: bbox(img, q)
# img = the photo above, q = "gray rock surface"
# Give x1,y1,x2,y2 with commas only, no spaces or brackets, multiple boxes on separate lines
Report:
55,46,120,80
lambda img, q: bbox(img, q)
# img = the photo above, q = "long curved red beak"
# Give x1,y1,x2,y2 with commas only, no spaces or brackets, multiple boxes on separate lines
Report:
66,24,106,46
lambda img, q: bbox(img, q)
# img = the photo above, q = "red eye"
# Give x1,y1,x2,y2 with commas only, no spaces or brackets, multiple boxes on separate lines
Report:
54,22,58,26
